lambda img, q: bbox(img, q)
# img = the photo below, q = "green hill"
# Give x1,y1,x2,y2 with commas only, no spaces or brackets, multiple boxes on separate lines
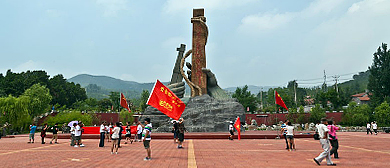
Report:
68,74,155,99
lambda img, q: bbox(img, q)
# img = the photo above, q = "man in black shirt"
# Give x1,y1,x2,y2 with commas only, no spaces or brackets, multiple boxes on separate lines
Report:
50,123,59,144
118,122,123,148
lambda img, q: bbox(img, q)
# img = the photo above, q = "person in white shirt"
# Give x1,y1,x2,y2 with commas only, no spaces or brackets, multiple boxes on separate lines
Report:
313,118,336,166
111,122,121,154
372,122,378,135
142,118,152,161
228,121,234,140
70,123,76,146
105,124,110,142
136,121,143,142
285,122,295,151
99,122,107,147
74,123,82,147
367,122,373,135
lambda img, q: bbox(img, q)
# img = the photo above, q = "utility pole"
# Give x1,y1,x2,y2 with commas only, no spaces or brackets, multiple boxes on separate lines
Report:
323,70,327,91
333,75,340,94
294,80,297,108
260,87,263,110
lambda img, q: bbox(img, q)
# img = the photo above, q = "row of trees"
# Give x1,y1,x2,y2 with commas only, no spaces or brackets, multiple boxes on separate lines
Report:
0,84,52,132
232,43,390,126
0,70,87,108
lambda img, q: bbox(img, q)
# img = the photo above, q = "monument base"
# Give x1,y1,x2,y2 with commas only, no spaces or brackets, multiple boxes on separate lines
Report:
141,94,245,132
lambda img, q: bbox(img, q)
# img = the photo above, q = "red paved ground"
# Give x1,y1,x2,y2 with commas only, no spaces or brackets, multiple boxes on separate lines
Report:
0,131,389,168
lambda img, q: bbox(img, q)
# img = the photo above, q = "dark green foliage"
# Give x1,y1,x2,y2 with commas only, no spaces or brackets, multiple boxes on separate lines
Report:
49,74,87,108
309,104,326,123
342,102,372,126
0,70,87,108
119,109,134,124
368,43,390,107
232,85,258,113
374,101,390,126
44,111,93,126
139,90,150,112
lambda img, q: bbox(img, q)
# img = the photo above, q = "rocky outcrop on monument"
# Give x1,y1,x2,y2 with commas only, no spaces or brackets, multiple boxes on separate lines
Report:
140,94,245,132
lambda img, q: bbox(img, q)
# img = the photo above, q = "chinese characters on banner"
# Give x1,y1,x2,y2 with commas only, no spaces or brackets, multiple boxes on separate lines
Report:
147,80,186,120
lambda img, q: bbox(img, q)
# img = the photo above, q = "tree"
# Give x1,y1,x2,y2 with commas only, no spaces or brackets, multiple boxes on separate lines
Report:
342,102,371,126
297,105,307,124
119,109,134,124
22,83,52,117
49,74,87,107
0,95,31,132
286,107,298,123
374,101,390,126
139,90,150,112
232,85,258,113
309,104,326,123
108,92,120,111
368,43,390,107
44,111,92,126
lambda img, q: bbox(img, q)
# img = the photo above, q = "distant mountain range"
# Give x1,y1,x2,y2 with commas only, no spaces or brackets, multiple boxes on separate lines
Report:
224,85,276,94
68,71,369,100
67,74,276,99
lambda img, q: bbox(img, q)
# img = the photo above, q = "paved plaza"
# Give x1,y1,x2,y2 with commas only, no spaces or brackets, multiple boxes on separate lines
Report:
0,132,389,168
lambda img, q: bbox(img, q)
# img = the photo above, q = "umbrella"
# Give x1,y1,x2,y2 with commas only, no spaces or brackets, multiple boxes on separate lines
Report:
68,121,78,127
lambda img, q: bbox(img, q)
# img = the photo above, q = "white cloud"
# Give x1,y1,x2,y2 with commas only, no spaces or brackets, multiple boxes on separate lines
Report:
14,60,43,72
162,0,255,14
96,0,129,17
238,12,295,33
238,0,343,33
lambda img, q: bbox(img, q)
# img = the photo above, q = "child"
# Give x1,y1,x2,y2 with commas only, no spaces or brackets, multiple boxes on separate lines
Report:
28,123,37,143
111,122,121,154
136,121,143,142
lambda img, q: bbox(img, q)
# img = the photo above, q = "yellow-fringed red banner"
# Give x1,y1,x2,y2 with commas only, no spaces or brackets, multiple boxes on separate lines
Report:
147,80,186,120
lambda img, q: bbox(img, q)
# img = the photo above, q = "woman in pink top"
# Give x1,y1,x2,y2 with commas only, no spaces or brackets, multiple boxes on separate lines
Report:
327,120,339,159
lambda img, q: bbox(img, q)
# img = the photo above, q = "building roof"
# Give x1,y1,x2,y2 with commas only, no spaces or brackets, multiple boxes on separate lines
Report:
352,93,366,97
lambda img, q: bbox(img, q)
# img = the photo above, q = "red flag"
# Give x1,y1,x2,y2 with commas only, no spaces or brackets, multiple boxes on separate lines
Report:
234,117,241,140
147,80,186,120
120,93,131,112
275,91,288,111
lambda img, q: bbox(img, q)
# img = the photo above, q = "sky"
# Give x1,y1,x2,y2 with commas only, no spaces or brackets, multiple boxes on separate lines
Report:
1,0,389,88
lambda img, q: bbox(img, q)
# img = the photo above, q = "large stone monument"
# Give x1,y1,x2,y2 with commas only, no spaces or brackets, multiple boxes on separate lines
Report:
141,8,245,132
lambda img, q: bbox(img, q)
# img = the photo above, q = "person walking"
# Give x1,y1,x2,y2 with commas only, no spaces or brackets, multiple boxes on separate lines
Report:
136,121,143,142
228,121,234,140
313,118,336,166
172,120,179,143
372,122,378,135
74,123,82,148
111,122,121,154
70,123,76,146
40,123,48,144
142,118,152,161
50,123,59,144
118,122,123,148
78,121,85,147
125,122,133,144
177,118,187,149
28,123,37,143
280,120,289,150
328,120,339,159
366,122,372,135
286,122,295,151
99,121,107,147
105,123,110,142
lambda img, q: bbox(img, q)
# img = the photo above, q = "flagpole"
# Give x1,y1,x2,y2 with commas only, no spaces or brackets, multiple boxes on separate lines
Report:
275,90,280,139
